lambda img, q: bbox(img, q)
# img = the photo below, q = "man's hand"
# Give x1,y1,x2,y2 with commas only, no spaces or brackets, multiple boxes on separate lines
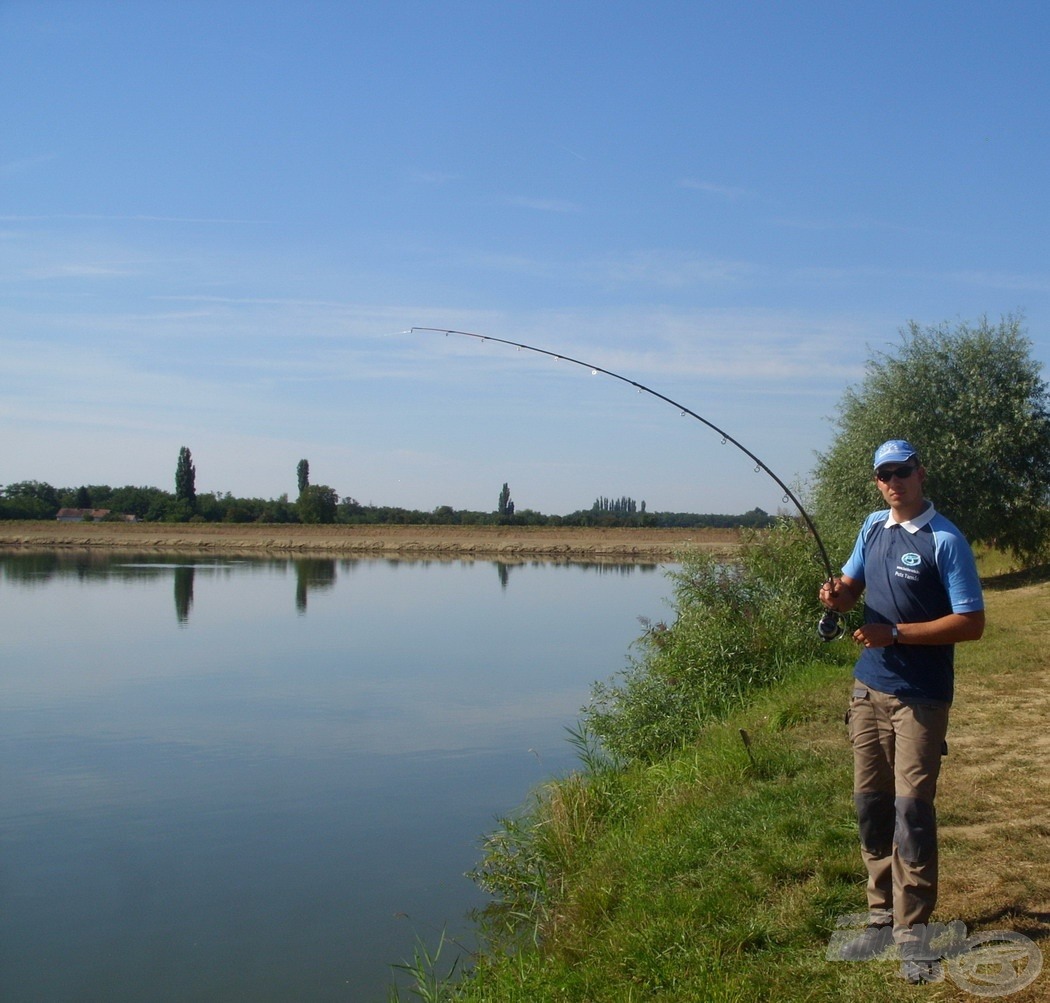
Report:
819,576,858,613
852,622,896,648
852,611,984,648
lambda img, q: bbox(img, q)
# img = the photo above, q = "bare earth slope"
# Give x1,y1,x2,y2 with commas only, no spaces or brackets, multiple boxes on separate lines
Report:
0,521,739,561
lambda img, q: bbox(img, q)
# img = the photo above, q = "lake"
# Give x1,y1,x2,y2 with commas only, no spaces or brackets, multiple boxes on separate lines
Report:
0,551,676,1002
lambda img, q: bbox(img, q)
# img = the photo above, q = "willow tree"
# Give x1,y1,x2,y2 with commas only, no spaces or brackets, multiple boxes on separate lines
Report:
298,484,338,524
811,315,1050,564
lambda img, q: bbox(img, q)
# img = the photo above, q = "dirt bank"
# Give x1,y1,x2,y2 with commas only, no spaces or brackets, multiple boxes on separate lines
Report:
0,521,739,561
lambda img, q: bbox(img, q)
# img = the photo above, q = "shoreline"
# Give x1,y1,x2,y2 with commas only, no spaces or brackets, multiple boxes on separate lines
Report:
0,521,740,561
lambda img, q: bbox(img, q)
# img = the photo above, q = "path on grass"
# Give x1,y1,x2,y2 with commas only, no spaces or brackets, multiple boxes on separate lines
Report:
933,574,1049,1001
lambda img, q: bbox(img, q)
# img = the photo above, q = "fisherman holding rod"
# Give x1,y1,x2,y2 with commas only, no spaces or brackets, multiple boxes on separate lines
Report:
415,330,988,983
819,440,985,984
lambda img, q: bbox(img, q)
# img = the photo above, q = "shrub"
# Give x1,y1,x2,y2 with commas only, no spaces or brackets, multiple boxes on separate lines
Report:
584,521,839,763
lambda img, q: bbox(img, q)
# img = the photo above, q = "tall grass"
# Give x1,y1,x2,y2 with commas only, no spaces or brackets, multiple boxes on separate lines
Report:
585,521,843,763
388,928,462,1003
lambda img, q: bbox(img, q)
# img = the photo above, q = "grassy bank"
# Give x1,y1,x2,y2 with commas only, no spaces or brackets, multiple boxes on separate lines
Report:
394,550,1049,1001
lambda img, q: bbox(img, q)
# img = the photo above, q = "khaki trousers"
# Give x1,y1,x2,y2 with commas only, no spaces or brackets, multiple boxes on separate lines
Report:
847,683,950,954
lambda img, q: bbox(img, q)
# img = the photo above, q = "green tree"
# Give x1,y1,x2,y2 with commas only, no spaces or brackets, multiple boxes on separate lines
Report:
175,447,196,508
811,315,1050,563
298,484,338,524
261,494,296,523
108,485,170,519
498,482,515,523
297,458,310,494
0,480,60,519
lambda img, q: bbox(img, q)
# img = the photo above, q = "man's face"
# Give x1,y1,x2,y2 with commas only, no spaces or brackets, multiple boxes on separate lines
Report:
874,459,926,511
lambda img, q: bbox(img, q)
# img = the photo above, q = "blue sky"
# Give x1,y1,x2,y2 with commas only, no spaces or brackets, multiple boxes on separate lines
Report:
3,1,1048,515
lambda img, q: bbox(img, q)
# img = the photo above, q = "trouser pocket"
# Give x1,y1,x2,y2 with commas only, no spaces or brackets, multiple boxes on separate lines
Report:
845,684,869,738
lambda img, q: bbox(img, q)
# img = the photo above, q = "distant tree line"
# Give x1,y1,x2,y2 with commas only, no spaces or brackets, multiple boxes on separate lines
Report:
0,478,775,529
592,496,642,518
0,454,775,529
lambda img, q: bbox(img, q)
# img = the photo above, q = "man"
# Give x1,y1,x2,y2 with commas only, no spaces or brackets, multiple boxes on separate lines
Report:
819,439,985,984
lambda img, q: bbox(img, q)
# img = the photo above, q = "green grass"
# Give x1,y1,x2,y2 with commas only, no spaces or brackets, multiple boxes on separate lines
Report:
444,661,936,1002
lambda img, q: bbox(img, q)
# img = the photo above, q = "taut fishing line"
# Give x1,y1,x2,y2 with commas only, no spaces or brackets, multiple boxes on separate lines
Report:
410,326,845,641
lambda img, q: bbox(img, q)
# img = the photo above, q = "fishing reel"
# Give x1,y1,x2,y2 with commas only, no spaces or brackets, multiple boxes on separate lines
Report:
817,608,846,642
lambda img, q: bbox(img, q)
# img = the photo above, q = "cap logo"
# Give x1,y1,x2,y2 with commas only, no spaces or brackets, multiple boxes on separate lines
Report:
873,439,919,469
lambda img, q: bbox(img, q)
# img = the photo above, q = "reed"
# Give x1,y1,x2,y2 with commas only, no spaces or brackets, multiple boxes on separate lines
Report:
585,520,843,763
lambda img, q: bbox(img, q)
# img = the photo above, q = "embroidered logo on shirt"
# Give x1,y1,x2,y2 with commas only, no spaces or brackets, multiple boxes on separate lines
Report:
901,553,922,568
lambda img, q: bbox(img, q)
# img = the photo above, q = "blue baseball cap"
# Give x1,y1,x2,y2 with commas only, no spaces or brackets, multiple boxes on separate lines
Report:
873,439,918,469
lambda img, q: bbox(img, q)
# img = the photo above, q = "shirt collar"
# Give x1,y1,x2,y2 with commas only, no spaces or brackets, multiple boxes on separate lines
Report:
882,501,936,534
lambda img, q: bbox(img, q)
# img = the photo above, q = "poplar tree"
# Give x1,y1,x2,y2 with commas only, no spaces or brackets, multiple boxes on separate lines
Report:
498,482,515,522
297,459,310,494
175,447,196,507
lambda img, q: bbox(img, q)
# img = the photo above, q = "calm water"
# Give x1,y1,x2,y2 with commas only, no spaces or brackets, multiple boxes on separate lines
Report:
0,551,675,1002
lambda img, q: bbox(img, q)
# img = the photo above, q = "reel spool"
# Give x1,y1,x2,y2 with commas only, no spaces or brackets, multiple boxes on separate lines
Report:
817,608,846,642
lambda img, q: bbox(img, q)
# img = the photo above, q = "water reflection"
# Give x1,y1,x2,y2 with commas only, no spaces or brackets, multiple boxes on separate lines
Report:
0,550,673,1001
173,565,194,623
295,558,337,613
0,550,661,622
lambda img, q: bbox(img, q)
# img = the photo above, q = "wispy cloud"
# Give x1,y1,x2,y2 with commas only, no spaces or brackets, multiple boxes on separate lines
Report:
0,213,263,224
947,269,1050,293
595,250,753,288
453,246,755,290
0,154,57,176
504,195,583,213
520,307,867,384
19,261,138,280
405,168,462,186
771,213,932,236
678,178,753,199
558,145,587,162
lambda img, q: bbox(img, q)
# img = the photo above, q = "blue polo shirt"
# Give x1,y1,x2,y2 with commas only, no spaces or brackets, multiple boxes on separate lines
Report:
842,502,984,704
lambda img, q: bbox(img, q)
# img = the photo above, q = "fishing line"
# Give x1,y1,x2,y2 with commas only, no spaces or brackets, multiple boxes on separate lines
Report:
410,326,845,640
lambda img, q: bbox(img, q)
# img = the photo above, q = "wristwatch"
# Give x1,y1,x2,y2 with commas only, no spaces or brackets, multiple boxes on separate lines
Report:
890,625,899,644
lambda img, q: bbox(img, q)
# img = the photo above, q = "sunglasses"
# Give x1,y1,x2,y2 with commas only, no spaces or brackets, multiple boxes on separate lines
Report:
875,464,917,482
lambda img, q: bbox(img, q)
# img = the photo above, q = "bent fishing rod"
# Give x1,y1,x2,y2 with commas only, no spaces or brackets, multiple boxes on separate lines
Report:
410,326,845,641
